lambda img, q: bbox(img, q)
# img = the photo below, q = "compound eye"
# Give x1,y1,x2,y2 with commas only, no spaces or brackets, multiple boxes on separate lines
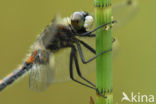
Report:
71,12,84,30
71,20,78,29
71,12,81,21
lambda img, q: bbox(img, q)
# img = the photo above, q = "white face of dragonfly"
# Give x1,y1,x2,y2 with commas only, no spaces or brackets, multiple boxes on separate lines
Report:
71,12,94,31
84,15,94,30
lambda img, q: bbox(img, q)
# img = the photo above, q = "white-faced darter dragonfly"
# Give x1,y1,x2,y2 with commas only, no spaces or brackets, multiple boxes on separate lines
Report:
0,0,138,96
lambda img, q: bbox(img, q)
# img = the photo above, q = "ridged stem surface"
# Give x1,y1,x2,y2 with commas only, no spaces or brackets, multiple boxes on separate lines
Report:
94,0,113,103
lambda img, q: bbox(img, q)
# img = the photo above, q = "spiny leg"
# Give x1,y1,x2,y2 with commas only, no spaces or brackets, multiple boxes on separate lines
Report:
79,40,96,54
79,34,116,45
73,48,107,97
88,34,96,37
73,46,96,87
76,41,112,64
69,46,107,98
77,37,115,56
80,37,115,52
87,34,116,43
69,46,96,89
79,34,96,37
77,38,116,63
78,20,117,36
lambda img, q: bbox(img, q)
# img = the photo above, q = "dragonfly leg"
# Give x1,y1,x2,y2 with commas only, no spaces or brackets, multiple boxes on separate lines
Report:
73,47,96,87
69,46,107,98
88,34,96,37
79,40,96,54
78,34,96,37
78,20,117,36
79,38,115,54
69,46,96,89
76,41,112,64
83,34,116,43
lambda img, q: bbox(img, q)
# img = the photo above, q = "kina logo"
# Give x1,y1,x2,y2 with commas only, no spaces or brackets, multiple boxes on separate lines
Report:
121,92,154,103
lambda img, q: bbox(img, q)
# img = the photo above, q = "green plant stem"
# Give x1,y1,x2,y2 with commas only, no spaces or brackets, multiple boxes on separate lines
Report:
94,0,113,104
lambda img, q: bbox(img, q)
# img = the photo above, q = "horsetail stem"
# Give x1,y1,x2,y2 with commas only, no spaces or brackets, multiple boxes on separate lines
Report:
94,0,113,103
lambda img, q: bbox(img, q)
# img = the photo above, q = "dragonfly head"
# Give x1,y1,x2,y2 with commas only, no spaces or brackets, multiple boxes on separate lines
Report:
71,11,94,32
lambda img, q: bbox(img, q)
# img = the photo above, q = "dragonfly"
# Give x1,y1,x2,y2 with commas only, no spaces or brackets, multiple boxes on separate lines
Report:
0,0,138,96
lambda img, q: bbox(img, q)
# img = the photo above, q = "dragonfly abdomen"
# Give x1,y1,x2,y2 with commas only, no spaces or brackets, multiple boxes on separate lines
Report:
0,51,37,91
0,63,33,91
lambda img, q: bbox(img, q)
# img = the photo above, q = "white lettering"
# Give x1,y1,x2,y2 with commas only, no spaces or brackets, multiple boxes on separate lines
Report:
149,95,154,102
121,92,155,103
131,92,137,102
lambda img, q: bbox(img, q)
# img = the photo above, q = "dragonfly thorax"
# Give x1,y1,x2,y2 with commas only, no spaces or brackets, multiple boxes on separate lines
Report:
40,24,75,51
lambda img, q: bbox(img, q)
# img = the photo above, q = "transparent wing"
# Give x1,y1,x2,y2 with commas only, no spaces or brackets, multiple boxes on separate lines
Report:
29,63,54,91
51,48,71,83
29,51,54,92
112,0,138,30
90,0,138,30
51,47,96,83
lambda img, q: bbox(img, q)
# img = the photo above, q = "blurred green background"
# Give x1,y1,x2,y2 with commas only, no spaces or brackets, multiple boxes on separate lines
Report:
0,0,155,104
